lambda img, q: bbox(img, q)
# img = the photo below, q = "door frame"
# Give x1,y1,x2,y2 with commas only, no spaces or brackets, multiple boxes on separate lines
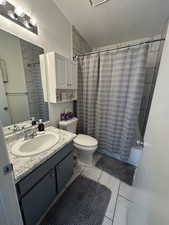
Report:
0,67,11,126
0,122,23,225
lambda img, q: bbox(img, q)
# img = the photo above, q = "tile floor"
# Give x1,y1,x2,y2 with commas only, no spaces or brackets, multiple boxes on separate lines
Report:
96,154,135,185
67,156,134,225
40,154,134,225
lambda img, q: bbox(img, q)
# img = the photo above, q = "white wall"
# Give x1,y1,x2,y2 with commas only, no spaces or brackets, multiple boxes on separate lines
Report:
0,0,73,126
128,23,169,225
0,0,72,57
94,34,161,51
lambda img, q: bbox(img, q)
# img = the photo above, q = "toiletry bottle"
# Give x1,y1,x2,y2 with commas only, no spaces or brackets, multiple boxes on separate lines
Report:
31,117,36,126
38,119,45,132
61,113,65,121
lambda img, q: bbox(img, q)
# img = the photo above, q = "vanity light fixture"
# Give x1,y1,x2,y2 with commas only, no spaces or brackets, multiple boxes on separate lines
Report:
0,1,38,34
30,18,37,26
8,10,17,20
14,7,25,17
24,20,31,29
0,0,6,5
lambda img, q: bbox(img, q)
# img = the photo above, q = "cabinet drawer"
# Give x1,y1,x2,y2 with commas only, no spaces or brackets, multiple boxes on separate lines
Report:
17,143,73,195
56,152,73,192
21,169,56,225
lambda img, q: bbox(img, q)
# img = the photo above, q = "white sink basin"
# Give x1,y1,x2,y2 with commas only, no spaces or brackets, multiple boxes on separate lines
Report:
11,131,60,157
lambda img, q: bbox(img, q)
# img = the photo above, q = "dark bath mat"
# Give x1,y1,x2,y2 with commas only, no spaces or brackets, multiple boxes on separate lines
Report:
40,175,111,225
96,155,135,185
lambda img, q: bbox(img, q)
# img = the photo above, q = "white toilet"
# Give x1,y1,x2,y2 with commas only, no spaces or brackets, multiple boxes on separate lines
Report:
59,118,98,165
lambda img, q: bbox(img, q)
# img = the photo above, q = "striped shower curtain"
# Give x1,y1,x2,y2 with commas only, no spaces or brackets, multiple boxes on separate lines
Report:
77,45,148,162
77,54,99,136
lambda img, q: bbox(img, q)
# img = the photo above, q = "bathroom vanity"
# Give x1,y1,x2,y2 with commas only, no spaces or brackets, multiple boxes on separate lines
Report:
7,127,76,225
0,27,76,225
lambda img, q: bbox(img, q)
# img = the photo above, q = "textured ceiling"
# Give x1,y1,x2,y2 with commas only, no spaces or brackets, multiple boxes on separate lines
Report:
54,0,169,48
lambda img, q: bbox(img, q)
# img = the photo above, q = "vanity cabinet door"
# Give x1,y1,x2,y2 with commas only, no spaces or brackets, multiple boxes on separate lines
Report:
21,169,56,225
56,152,73,192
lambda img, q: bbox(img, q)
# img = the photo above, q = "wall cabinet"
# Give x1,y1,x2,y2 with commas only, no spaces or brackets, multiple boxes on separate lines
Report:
16,143,73,225
40,52,77,103
66,59,77,90
55,54,67,89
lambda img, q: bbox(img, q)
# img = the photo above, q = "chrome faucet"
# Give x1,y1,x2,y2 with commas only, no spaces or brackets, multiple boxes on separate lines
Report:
24,128,37,140
13,124,20,132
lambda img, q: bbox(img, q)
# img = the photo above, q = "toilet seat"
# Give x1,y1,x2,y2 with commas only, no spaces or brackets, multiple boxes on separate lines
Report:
73,134,98,151
74,143,97,151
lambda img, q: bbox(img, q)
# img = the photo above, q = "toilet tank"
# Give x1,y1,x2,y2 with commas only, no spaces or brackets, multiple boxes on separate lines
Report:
59,118,78,133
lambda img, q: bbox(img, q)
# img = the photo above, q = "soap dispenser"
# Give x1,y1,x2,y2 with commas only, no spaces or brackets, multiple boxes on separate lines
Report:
38,119,45,132
31,117,36,126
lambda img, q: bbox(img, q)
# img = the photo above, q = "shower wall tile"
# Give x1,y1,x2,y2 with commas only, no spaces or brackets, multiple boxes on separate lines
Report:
20,40,49,122
72,26,92,56
72,26,92,116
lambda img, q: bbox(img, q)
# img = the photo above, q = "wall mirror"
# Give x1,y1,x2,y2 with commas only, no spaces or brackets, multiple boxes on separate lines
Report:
0,29,49,134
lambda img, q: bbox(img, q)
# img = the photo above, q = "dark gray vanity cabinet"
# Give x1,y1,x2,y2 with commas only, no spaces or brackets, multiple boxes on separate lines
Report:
16,143,74,225
56,152,73,192
21,169,56,225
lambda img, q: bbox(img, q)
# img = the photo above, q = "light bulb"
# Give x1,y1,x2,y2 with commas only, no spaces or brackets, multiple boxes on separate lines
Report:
14,7,25,17
30,18,37,26
24,20,31,29
0,0,6,5
8,10,17,20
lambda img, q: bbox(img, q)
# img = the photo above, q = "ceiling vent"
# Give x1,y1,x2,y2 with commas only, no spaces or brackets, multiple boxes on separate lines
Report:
89,0,110,7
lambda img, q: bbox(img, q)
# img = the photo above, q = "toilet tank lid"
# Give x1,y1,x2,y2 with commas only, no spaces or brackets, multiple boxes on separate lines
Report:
74,134,98,147
59,117,78,126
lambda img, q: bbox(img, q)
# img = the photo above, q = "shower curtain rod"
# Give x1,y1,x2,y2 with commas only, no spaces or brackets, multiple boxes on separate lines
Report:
75,38,165,58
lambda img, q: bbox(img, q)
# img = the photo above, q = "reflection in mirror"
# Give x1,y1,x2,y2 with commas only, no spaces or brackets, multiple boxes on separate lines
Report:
0,29,49,131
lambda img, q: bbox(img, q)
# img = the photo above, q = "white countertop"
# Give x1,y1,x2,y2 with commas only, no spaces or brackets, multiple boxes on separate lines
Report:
7,126,76,183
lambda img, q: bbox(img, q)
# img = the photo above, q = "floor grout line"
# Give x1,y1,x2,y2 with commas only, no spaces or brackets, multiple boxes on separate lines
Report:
97,168,103,183
111,181,121,225
118,194,134,203
41,155,134,225
105,215,113,221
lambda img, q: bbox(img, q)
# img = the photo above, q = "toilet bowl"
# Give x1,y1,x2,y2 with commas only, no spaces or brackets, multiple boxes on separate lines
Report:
59,118,98,165
73,134,98,165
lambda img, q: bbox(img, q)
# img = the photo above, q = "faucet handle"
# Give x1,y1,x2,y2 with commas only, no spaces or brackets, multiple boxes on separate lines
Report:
13,124,20,132
23,128,32,140
24,132,29,140
23,127,37,140
32,128,37,136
